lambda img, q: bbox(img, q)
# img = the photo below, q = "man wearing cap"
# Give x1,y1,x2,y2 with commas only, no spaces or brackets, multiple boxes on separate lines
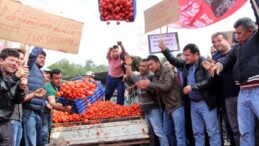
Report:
105,42,125,105
85,71,95,81
42,67,51,85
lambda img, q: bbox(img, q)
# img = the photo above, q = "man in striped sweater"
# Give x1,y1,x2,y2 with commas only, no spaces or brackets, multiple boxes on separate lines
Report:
209,1,259,145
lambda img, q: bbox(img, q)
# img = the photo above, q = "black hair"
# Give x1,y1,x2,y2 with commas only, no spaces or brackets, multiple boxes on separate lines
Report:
183,43,200,56
40,50,46,57
120,52,129,60
141,58,148,62
146,55,160,62
234,17,256,32
113,45,119,49
176,53,184,58
211,32,229,40
50,69,62,78
0,48,19,60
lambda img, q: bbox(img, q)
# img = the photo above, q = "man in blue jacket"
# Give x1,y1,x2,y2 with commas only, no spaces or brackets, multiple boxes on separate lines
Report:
22,47,51,146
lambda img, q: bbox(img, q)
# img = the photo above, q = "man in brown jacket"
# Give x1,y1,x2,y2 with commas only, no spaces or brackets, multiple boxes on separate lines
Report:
137,55,186,146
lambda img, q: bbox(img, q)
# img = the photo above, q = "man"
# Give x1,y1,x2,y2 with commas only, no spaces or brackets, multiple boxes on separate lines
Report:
211,32,240,146
105,42,125,105
175,53,195,146
85,71,95,81
42,67,51,85
159,41,221,145
210,46,217,56
22,47,51,146
43,69,70,146
125,58,169,146
137,55,186,146
9,48,26,146
0,49,28,146
120,52,142,72
209,13,259,146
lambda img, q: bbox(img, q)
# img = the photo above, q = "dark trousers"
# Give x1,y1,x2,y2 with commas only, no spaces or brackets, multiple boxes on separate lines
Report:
105,75,125,105
219,97,235,146
0,121,13,146
225,97,240,146
184,98,195,146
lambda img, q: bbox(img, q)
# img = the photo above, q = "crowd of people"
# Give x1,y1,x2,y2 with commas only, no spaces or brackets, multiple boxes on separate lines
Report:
0,45,96,146
0,1,258,146
104,2,259,146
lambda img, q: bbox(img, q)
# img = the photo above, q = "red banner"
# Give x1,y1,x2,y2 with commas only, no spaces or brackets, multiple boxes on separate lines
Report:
177,0,247,28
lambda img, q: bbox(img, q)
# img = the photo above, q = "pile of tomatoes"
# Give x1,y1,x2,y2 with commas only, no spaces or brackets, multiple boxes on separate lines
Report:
99,0,134,22
56,79,97,99
52,100,142,125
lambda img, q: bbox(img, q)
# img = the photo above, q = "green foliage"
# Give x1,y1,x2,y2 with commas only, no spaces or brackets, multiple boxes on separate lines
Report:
49,59,108,78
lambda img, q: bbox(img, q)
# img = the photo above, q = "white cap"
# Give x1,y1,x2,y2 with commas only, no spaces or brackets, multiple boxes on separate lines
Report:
86,71,95,77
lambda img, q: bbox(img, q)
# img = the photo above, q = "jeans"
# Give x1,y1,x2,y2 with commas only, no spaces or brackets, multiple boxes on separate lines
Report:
238,87,259,146
145,108,169,146
42,112,52,146
105,75,125,105
163,106,186,146
225,96,240,146
10,120,22,146
0,121,13,146
22,110,42,146
191,100,221,146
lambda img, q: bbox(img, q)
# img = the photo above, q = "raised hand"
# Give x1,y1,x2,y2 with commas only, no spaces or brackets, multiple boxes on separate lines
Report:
117,41,122,46
159,40,166,51
124,55,132,65
15,66,29,78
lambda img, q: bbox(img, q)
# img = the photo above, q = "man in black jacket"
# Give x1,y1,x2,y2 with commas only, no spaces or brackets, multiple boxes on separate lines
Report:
159,41,221,146
209,1,259,145
211,32,240,146
0,49,28,145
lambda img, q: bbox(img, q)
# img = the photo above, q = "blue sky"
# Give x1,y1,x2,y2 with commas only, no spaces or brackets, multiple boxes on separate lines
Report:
18,0,255,67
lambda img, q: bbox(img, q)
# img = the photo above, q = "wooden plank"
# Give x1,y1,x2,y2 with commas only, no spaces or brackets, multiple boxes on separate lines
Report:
50,119,149,145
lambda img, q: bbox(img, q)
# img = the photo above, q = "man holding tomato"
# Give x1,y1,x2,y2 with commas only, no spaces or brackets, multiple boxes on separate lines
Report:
105,41,125,105
43,69,71,145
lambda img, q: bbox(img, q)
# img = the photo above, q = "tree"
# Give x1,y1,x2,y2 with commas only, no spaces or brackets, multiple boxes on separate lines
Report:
49,59,108,78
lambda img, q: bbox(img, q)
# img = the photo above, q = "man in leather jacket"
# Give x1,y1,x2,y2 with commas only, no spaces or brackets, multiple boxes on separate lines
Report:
159,41,221,146
0,49,28,145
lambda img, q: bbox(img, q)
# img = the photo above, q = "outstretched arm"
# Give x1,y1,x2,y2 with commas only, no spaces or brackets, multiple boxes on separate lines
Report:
250,0,259,27
106,47,112,60
118,41,125,53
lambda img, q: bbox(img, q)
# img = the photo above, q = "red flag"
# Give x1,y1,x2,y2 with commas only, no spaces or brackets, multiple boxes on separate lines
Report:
176,0,247,28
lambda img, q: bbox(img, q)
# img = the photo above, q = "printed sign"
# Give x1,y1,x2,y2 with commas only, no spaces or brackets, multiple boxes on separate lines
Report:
148,32,180,54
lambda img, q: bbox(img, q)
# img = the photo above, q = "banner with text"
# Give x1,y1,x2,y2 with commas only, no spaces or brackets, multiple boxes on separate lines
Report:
148,32,180,54
177,0,247,28
144,0,179,33
0,0,84,54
